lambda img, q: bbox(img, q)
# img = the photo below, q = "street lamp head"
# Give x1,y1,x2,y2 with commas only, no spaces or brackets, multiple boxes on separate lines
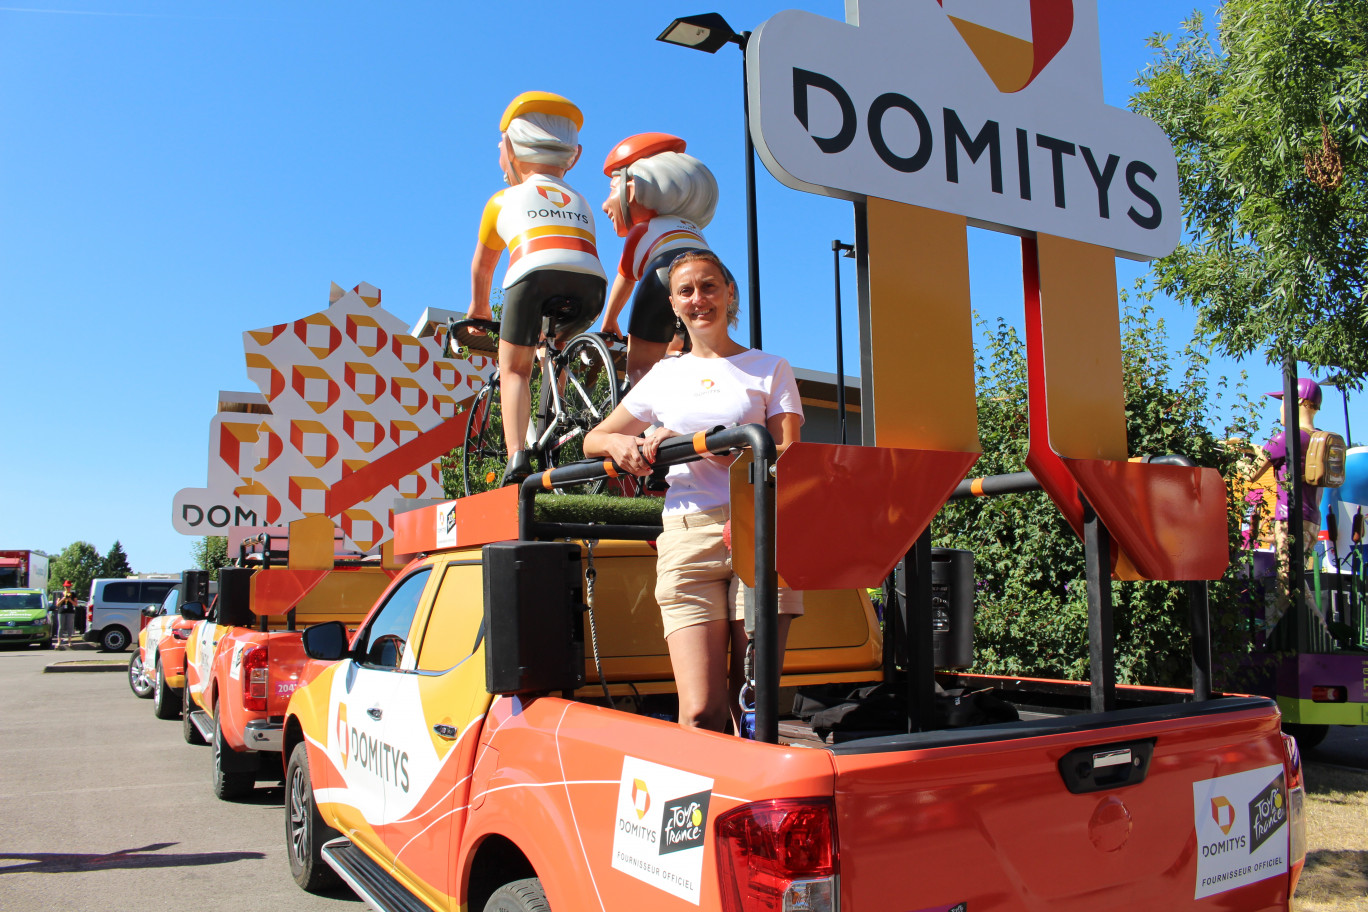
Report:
657,13,738,53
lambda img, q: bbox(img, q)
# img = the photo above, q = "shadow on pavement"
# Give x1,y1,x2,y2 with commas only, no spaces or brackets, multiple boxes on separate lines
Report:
0,843,264,874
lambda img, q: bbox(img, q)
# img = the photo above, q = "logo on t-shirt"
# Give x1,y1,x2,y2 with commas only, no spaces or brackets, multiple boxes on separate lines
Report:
700,378,716,391
536,185,571,208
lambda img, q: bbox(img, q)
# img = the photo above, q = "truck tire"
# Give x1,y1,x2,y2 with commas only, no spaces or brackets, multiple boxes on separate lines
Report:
182,685,208,746
212,708,256,801
1284,723,1329,751
127,652,154,699
100,625,131,653
153,660,180,720
286,742,342,892
485,878,550,912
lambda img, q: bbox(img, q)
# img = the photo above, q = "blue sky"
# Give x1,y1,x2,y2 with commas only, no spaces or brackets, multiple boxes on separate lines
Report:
1,0,1356,574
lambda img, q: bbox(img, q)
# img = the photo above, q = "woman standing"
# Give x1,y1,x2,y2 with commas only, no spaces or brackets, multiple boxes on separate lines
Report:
584,251,803,732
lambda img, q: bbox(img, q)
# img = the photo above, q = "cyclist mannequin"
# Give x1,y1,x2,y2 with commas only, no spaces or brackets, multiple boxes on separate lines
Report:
598,133,718,386
467,91,607,485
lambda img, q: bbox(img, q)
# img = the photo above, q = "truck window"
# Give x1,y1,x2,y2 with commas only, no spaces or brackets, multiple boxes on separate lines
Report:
103,582,140,602
415,563,482,672
142,582,176,604
354,568,431,669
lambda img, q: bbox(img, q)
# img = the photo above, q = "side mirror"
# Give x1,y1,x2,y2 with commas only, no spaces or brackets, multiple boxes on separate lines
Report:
302,621,351,661
179,602,206,621
142,604,161,618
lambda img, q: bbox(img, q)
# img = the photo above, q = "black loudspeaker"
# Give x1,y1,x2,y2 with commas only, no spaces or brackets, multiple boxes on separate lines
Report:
930,549,975,669
181,570,210,607
217,567,257,629
483,541,585,696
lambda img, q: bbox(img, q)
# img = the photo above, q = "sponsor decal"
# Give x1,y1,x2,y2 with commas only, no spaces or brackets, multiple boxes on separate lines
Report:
336,703,349,769
536,184,570,208
1192,764,1289,898
700,379,715,390
612,757,713,904
339,711,410,793
435,501,457,549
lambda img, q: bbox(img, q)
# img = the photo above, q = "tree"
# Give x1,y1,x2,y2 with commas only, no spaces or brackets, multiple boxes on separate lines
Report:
191,536,230,580
47,541,102,601
99,541,133,579
933,307,1260,688
1130,0,1368,383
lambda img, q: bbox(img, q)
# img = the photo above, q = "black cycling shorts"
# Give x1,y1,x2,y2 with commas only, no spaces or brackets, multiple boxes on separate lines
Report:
627,247,709,344
501,269,606,347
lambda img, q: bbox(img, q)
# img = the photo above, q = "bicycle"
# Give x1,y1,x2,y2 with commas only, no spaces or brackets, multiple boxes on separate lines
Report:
446,303,625,497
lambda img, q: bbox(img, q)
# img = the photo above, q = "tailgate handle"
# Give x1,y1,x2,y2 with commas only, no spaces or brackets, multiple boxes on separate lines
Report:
367,706,383,721
1058,738,1156,794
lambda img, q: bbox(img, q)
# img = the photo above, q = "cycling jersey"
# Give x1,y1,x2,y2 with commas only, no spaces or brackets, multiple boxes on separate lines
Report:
616,216,709,282
478,176,605,288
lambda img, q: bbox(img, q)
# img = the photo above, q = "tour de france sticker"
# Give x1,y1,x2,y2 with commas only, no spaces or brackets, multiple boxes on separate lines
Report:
1191,763,1289,899
612,756,714,904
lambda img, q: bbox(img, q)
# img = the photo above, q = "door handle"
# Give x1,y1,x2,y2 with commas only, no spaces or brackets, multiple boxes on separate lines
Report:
433,724,458,740
367,706,383,721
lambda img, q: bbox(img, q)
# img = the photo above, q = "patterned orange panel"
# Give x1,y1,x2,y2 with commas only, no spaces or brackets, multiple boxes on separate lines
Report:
342,509,385,551
345,313,388,357
392,334,430,373
293,313,343,359
343,410,383,452
289,420,339,468
431,394,458,421
255,424,283,472
218,421,261,476
1064,459,1229,581
246,353,285,400
432,360,458,391
289,475,328,513
291,364,340,414
246,323,288,346
344,361,384,404
390,377,428,415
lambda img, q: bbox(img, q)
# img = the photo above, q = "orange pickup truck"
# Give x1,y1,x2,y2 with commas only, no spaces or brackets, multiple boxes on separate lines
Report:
281,428,1306,912
182,535,395,800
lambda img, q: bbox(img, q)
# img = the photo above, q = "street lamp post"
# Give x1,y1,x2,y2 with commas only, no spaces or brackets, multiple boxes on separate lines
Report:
832,241,855,444
658,13,762,350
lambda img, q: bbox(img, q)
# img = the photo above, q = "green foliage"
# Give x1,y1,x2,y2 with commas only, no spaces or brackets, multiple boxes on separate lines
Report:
934,309,1261,688
47,541,102,600
98,541,133,579
190,536,230,580
1130,0,1368,382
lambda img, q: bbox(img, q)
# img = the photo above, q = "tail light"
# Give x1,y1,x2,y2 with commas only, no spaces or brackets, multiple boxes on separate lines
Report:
242,645,269,711
1311,685,1347,703
86,604,93,626
1281,733,1307,897
716,799,839,912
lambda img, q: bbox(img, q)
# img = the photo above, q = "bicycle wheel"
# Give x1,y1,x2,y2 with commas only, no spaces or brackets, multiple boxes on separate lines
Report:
549,333,621,494
461,380,507,497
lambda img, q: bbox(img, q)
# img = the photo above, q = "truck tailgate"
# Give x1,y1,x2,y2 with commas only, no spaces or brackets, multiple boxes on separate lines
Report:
829,697,1292,911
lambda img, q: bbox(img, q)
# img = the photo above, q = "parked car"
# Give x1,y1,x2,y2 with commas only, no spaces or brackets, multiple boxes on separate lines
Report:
84,577,179,652
0,588,52,648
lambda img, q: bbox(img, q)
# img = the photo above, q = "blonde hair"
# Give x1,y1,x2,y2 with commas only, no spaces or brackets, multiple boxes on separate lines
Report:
668,250,739,328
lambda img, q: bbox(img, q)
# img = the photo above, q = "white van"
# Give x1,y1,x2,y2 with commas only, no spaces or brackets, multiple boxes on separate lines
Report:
84,577,179,652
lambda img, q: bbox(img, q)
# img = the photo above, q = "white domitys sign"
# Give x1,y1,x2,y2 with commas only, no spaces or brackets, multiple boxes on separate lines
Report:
747,0,1180,261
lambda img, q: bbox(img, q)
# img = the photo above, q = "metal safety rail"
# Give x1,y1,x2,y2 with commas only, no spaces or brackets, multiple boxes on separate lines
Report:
514,424,785,744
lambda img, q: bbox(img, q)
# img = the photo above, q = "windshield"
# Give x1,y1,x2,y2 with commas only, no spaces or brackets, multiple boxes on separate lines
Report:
0,592,43,610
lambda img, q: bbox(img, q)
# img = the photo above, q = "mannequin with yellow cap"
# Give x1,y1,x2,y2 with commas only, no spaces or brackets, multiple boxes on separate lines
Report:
599,133,718,386
468,92,607,485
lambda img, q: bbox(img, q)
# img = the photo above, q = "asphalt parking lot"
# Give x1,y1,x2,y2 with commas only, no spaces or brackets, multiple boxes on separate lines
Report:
0,646,359,912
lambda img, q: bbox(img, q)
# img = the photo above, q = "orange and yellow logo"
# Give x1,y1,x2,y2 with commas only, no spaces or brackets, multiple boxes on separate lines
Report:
336,704,350,769
1210,796,1235,835
938,0,1074,93
631,778,651,820
536,185,571,208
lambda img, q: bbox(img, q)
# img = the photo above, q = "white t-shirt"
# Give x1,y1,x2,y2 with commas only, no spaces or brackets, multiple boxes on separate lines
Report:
622,349,804,515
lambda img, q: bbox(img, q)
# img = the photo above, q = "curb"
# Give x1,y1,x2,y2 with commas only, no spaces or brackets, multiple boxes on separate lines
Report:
44,660,128,674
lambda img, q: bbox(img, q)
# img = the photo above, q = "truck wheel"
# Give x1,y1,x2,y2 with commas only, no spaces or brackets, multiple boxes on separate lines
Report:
485,878,550,912
182,686,208,746
153,660,180,720
212,709,256,801
127,653,154,699
1284,723,1329,751
100,626,131,653
286,742,342,892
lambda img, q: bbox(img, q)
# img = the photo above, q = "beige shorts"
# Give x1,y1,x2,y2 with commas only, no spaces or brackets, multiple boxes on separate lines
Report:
654,506,803,638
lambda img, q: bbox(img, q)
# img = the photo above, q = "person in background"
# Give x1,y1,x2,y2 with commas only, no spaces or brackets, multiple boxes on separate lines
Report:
53,581,79,649
584,250,802,732
1248,377,1325,629
466,91,606,486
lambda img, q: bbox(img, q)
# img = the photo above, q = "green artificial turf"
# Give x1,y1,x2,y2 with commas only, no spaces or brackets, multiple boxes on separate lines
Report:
532,493,664,525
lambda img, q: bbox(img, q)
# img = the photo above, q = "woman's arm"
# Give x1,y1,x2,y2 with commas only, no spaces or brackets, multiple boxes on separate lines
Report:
584,403,655,476
767,411,802,456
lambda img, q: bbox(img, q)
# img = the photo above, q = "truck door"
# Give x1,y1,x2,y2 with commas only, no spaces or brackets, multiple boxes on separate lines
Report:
326,567,431,853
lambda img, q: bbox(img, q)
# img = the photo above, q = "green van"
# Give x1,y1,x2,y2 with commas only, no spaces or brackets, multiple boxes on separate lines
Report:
0,589,52,648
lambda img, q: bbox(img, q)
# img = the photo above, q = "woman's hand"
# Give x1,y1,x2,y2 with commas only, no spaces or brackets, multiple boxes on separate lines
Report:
640,426,678,467
601,432,655,477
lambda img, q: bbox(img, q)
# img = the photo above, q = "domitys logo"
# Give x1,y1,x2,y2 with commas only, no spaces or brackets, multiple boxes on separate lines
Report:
336,704,349,770
632,778,651,820
937,0,1074,93
536,185,570,208
1210,796,1235,835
